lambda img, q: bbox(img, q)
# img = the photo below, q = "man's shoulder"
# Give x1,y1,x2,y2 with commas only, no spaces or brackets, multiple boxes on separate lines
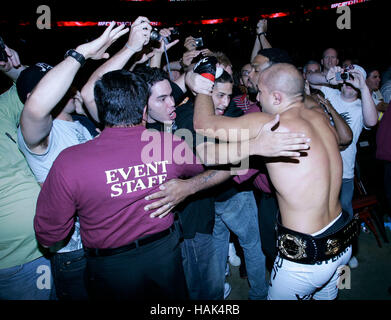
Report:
281,105,324,131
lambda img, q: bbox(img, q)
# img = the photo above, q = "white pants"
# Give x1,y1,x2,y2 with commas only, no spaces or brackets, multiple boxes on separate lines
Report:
268,213,352,300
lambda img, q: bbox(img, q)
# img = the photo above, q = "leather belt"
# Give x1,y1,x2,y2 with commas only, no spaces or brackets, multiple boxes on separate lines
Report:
85,225,175,257
276,213,359,265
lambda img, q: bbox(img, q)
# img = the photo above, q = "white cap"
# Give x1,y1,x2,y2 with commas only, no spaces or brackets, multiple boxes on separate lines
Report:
352,64,367,79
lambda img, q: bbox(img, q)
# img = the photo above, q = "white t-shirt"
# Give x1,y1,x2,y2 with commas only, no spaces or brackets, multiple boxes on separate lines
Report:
17,118,93,252
320,86,366,179
17,119,92,183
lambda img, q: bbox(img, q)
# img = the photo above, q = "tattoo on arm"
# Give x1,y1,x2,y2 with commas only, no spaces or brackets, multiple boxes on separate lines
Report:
202,170,219,183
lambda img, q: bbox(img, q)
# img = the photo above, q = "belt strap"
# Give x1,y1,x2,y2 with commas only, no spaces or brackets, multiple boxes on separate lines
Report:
85,225,175,257
276,213,359,264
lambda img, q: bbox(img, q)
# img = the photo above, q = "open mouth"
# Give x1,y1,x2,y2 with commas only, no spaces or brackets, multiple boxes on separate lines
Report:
169,111,177,120
215,108,226,115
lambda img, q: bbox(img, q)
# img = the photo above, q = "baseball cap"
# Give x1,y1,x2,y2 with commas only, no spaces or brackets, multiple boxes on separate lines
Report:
16,62,53,103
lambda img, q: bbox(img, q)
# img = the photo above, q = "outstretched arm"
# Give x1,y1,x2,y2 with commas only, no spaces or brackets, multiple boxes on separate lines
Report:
144,169,231,218
250,19,272,62
20,22,128,151
193,93,310,158
81,16,152,122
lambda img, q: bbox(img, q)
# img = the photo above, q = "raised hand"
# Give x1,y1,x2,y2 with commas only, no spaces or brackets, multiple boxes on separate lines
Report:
184,36,197,51
153,28,180,53
76,21,129,60
0,45,21,72
256,19,267,34
126,16,152,53
346,69,366,90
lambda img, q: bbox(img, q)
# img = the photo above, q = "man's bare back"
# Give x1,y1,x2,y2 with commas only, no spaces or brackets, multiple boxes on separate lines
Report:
267,103,342,234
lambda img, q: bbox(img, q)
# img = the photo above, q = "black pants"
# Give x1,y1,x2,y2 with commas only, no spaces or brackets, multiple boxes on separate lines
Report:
86,230,188,300
257,192,279,267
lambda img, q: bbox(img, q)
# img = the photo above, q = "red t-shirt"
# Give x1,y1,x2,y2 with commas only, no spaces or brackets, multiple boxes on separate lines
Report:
35,126,203,249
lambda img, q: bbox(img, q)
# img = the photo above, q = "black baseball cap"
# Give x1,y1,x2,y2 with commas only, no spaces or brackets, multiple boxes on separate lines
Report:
16,62,53,103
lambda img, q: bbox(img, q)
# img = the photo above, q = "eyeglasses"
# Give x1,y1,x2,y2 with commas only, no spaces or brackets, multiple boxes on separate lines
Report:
241,70,251,76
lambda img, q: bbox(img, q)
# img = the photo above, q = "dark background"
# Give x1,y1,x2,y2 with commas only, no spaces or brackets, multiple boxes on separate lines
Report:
0,0,389,91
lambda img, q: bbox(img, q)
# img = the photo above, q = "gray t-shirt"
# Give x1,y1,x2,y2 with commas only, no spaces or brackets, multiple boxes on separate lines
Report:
17,118,92,252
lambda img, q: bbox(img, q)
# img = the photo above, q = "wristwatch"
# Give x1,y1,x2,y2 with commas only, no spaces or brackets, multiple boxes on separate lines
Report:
64,49,86,67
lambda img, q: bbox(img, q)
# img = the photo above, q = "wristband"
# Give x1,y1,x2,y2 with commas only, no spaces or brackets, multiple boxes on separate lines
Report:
257,32,267,37
64,49,86,67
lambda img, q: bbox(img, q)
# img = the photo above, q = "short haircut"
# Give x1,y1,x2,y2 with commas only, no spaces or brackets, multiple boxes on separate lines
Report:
215,70,233,85
303,60,321,73
322,47,338,58
132,65,170,97
94,69,148,126
257,48,293,64
212,51,232,68
261,63,304,99
364,66,379,79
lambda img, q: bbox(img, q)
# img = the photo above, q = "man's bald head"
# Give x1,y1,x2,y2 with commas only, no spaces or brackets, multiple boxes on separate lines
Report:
259,63,304,99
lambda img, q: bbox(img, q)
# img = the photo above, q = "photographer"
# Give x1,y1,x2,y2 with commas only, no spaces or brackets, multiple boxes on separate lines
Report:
306,64,377,269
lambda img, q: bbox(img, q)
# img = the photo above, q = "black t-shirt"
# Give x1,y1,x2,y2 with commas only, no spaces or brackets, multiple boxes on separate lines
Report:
146,81,215,238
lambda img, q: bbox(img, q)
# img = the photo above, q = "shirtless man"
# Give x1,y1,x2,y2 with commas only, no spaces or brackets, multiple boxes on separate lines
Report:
193,63,358,300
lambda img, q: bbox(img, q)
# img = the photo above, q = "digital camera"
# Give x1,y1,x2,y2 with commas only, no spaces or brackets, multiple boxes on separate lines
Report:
194,37,204,49
150,27,179,44
336,65,354,81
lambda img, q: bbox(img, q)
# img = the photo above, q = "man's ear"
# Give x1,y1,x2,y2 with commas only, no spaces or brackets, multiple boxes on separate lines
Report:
142,105,148,123
272,91,282,105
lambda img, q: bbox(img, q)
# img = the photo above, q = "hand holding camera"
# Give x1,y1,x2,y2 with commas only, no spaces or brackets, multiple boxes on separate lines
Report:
345,69,366,90
184,36,204,51
126,16,152,53
150,27,180,53
0,37,21,73
335,64,354,82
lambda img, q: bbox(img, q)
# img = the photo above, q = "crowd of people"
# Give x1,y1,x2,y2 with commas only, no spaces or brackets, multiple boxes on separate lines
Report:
0,15,390,301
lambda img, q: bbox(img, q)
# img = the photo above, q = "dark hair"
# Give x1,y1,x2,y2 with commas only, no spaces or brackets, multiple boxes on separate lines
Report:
303,60,321,74
132,65,170,97
364,66,379,79
258,48,293,64
94,69,148,126
215,70,233,84
212,51,232,68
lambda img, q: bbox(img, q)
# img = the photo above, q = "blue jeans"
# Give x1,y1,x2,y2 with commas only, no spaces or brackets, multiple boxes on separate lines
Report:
50,248,88,300
0,256,55,300
181,233,223,300
214,191,268,300
340,178,354,218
